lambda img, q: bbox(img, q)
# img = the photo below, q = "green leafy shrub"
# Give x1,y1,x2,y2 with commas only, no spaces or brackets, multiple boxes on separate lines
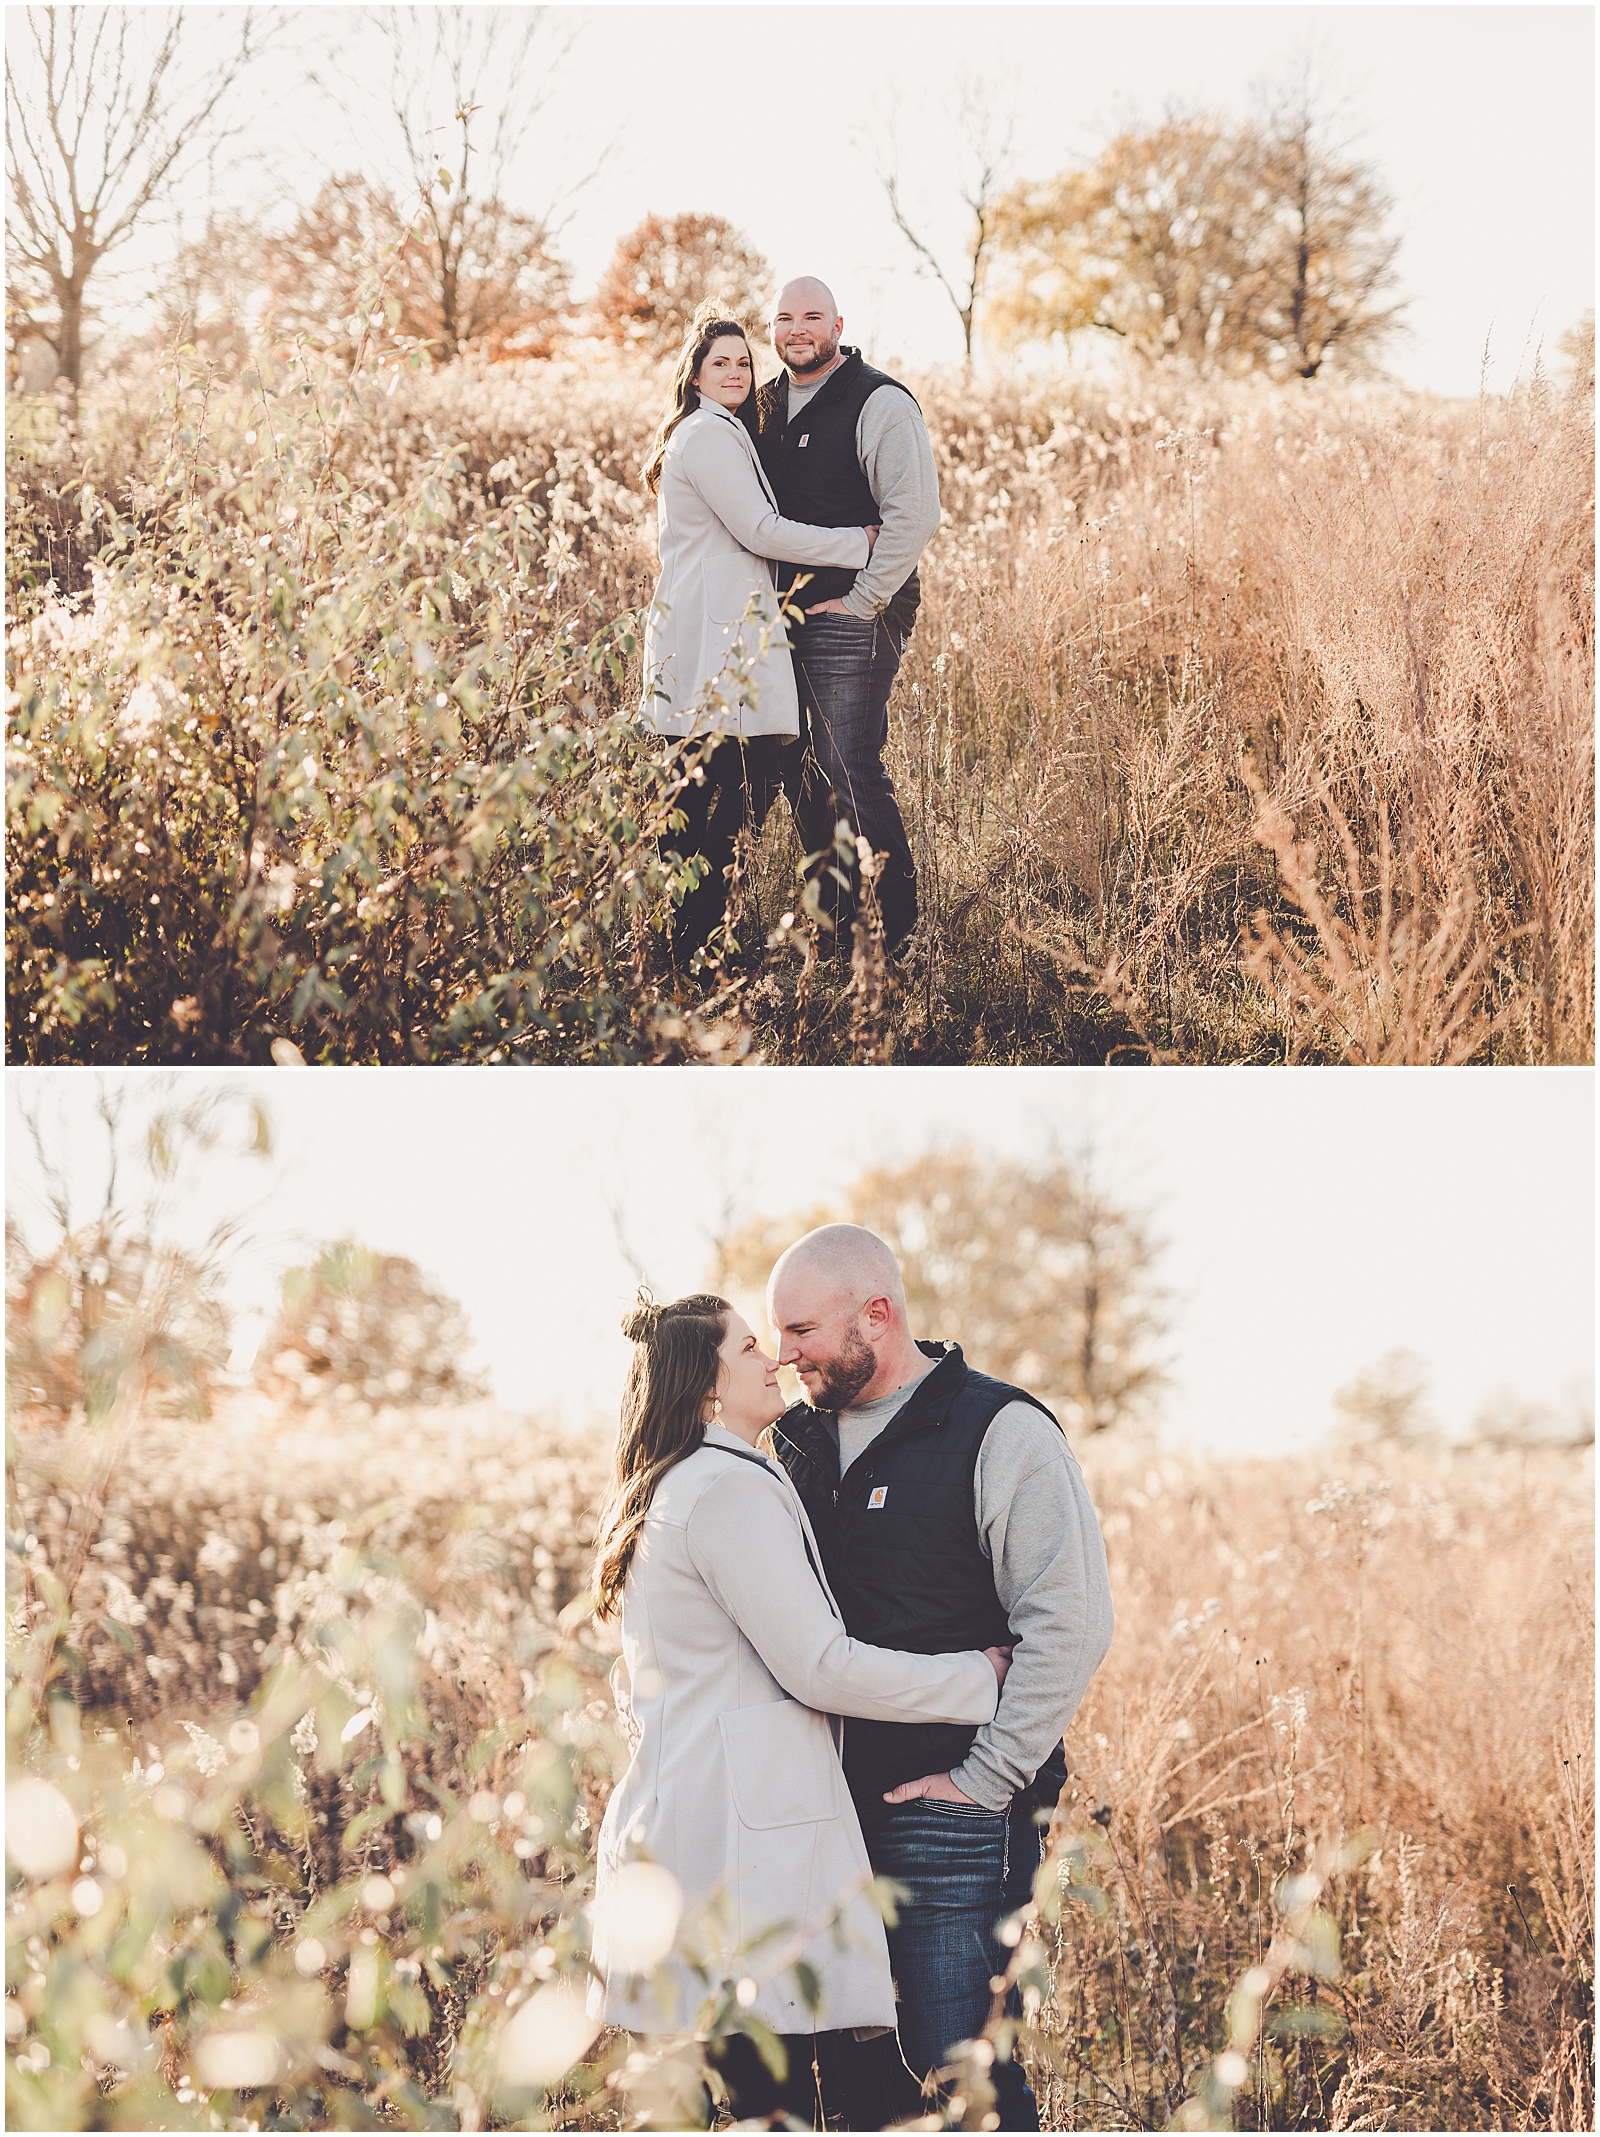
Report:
6,348,708,1064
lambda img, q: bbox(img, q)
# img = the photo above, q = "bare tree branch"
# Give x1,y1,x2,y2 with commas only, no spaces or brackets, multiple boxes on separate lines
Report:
872,86,1017,366
6,5,261,394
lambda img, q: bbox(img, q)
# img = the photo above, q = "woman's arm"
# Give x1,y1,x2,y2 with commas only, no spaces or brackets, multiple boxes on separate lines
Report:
676,421,870,570
685,1467,998,1724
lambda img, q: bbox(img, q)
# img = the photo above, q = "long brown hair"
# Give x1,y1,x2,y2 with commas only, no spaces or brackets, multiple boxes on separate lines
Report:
642,309,762,495
592,1289,729,1618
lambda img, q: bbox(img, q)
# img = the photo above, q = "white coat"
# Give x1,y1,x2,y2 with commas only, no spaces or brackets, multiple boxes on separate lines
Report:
640,402,871,738
589,1425,998,2036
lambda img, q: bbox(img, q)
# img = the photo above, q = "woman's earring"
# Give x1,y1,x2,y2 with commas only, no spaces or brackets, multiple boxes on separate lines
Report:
711,1398,723,1422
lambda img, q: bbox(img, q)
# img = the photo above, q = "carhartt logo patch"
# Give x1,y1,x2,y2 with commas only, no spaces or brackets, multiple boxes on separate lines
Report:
867,1486,888,1509
798,433,810,447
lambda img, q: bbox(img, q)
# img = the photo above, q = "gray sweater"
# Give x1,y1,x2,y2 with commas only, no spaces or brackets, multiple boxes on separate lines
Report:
780,365,943,621
837,1362,1115,1809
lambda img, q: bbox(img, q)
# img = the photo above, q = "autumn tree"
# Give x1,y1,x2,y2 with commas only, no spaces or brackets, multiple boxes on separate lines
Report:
1248,77,1406,378
259,176,400,359
987,95,1404,377
4,6,259,398
4,1077,270,1715
258,1241,489,1412
260,173,569,363
714,1146,1167,1436
1331,1349,1438,1450
1557,309,1594,389
5,1081,267,1434
987,118,1257,364
1471,1385,1594,1451
361,7,574,362
591,213,771,359
409,193,569,360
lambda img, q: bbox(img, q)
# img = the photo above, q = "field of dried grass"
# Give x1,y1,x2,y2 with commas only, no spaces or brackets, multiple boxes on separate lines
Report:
7,349,1592,1063
8,1393,1592,2130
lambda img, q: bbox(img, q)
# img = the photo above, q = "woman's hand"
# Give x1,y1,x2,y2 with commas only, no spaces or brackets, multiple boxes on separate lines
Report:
864,522,881,551
983,1643,1013,1689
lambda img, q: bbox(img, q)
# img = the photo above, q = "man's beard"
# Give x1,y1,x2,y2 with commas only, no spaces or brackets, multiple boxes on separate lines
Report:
806,1324,877,1411
786,331,840,376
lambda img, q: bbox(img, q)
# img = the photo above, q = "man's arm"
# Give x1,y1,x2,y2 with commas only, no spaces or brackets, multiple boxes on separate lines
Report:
948,1405,1114,1809
834,391,941,620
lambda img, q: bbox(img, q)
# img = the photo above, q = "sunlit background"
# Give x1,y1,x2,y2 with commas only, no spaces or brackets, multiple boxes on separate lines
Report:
9,3,1593,398
6,1066,1592,1456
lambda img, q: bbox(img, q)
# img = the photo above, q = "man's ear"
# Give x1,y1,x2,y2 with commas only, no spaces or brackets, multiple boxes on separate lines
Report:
863,1293,893,1339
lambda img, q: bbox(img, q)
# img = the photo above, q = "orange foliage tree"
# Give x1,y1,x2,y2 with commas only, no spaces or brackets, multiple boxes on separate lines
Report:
591,212,771,359
262,173,570,363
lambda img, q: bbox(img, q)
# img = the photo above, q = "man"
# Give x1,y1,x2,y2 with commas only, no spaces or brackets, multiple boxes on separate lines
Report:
766,1224,1115,2133
755,278,942,958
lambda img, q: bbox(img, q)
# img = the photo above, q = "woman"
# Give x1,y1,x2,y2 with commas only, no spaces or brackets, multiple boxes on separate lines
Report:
588,1291,1009,2129
640,311,878,970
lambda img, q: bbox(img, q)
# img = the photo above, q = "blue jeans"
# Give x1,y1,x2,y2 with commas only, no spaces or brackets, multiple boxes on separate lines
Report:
867,1794,1044,2131
788,612,918,954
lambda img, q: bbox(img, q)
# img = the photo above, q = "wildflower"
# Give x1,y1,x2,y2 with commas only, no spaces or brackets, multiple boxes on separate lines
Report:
181,1722,228,1777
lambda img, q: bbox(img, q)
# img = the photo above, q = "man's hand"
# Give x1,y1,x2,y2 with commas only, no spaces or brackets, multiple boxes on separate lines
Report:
984,1643,1013,1689
804,597,854,614
882,1770,977,1805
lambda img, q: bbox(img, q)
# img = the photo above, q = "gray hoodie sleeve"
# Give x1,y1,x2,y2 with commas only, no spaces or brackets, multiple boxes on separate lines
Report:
839,389,943,620
949,1404,1115,1810
676,419,870,570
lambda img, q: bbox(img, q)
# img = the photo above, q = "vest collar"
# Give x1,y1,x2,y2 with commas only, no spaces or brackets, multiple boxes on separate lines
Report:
777,1339,968,1463
780,345,863,420
873,1340,967,1444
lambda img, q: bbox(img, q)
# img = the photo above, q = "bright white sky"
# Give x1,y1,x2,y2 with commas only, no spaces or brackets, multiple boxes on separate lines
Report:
11,3,1593,399
6,1068,1593,1457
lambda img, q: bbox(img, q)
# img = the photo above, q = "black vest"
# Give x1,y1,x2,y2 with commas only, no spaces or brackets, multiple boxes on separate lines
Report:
770,1342,1062,1828
755,348,922,618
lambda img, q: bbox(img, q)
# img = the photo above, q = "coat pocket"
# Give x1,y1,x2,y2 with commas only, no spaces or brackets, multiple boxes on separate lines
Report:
719,1700,843,1830
703,552,777,631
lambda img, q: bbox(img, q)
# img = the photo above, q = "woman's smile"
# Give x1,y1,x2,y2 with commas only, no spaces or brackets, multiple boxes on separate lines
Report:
696,334,753,409
710,1309,787,1437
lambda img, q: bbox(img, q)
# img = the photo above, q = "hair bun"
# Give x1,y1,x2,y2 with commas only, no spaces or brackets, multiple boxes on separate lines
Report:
621,1287,661,1343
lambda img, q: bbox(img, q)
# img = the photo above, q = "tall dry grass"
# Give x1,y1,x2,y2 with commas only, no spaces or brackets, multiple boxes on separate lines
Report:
8,1393,1591,2129
7,352,1593,1062
1032,1440,1594,2131
882,367,1594,1063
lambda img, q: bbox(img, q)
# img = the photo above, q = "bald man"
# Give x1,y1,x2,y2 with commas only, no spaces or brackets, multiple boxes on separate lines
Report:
766,1225,1114,2131
754,279,941,958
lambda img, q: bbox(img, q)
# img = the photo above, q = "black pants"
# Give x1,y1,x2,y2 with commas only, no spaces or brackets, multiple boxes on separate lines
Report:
707,2026,915,2130
667,598,921,967
668,733,795,967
